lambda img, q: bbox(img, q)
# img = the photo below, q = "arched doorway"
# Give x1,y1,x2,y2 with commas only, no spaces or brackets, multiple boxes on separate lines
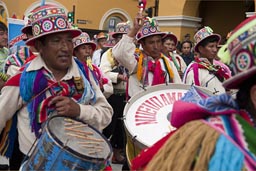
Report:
182,0,255,44
198,0,255,44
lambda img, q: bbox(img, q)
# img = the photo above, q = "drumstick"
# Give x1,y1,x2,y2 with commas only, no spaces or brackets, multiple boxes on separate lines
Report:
80,145,104,149
65,127,93,135
66,133,104,142
78,141,101,146
88,149,103,154
65,124,88,129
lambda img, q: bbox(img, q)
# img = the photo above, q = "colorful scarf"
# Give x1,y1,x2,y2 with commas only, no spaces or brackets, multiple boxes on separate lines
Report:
20,59,96,138
184,58,230,86
136,49,174,86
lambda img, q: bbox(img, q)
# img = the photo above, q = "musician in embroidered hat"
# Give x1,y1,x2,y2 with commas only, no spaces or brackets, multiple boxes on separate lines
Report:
161,32,187,79
112,15,181,97
73,32,113,98
183,26,230,95
0,4,113,169
131,15,256,171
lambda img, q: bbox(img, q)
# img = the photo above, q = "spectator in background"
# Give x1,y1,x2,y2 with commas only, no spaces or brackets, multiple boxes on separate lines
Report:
92,32,108,66
180,40,194,66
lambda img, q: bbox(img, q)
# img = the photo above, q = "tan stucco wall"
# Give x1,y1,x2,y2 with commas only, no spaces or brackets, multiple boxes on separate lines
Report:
1,0,155,30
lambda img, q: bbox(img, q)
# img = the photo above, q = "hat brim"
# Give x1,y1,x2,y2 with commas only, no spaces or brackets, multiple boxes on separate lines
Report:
162,33,178,46
223,67,256,89
21,25,32,34
112,32,126,38
194,34,221,53
26,29,82,46
137,32,166,43
74,41,97,51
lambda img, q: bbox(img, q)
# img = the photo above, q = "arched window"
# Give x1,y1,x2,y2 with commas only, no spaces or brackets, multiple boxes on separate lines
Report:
99,8,132,32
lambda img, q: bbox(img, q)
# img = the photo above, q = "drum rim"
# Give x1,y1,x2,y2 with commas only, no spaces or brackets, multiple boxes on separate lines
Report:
46,115,113,161
123,83,213,147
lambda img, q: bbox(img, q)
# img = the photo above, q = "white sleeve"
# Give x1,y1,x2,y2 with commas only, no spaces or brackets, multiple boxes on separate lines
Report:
112,34,137,73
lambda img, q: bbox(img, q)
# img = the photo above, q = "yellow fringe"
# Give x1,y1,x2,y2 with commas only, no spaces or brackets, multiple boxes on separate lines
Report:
161,54,174,80
145,120,220,171
106,49,116,68
136,48,143,81
136,49,175,82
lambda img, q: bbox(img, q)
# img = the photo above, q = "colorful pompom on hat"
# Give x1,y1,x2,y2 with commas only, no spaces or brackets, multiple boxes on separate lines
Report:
112,21,131,38
194,26,221,53
25,4,82,46
136,17,165,43
162,32,178,46
73,32,96,51
223,15,256,89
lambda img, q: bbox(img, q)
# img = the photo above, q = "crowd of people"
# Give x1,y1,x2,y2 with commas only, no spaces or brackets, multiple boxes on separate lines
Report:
0,2,255,171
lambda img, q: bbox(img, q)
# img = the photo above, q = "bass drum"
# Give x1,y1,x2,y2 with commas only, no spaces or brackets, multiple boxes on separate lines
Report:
123,83,213,167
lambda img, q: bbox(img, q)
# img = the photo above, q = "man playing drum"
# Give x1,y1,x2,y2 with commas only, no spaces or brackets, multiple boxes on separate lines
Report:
0,4,113,169
132,15,256,171
112,14,182,98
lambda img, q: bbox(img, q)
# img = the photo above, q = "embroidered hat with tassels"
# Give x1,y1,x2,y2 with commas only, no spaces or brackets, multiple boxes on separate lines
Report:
194,26,221,53
162,32,178,46
73,32,96,51
26,4,82,46
223,15,256,89
136,17,165,43
112,21,131,38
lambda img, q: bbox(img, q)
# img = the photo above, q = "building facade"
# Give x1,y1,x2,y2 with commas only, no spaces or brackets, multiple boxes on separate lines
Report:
0,0,255,42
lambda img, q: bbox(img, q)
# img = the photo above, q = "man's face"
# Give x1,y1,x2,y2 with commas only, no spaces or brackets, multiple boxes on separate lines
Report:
0,29,8,48
36,32,74,72
141,35,163,59
97,38,107,48
163,39,176,53
74,44,93,62
198,41,218,61
181,42,191,55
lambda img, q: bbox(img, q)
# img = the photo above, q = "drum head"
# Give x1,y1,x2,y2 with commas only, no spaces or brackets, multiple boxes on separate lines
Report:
47,116,112,160
124,83,212,149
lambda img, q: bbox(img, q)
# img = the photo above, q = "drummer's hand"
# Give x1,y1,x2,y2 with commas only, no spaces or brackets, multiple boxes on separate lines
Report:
128,12,144,38
49,96,80,117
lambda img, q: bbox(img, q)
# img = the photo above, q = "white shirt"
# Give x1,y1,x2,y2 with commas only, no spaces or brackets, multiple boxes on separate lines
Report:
0,55,113,157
